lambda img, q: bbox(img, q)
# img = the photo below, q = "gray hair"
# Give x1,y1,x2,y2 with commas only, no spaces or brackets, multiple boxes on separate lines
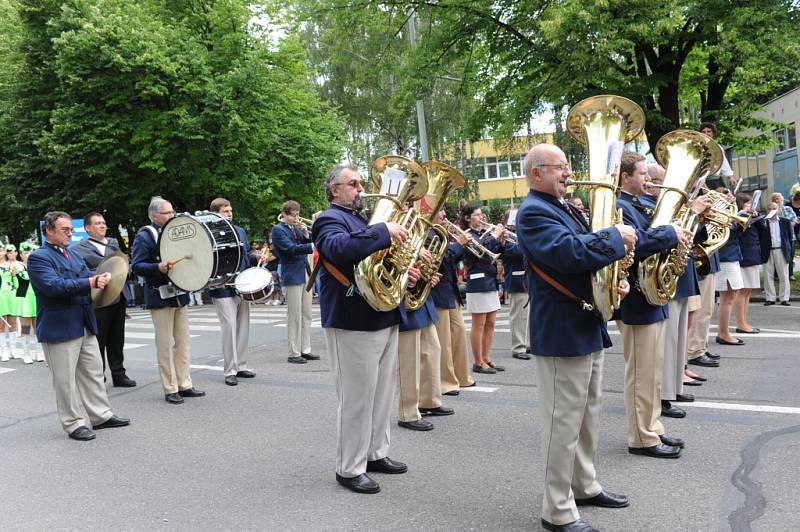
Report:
148,196,168,222
43,211,71,232
324,164,359,201
523,144,547,187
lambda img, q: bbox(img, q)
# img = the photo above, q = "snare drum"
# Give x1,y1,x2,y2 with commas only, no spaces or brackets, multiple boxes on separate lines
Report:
159,212,242,292
234,267,274,302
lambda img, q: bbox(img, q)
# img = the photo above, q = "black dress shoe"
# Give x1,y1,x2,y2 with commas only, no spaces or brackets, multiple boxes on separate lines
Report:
112,375,137,387
335,473,380,494
575,489,629,508
685,370,707,381
512,352,531,360
236,370,256,378
780,301,791,306
628,443,681,458
397,419,434,431
683,379,703,386
473,364,496,374
419,406,454,416
715,336,744,346
287,356,308,364
165,393,184,404
443,390,460,396
541,518,599,532
660,400,686,418
487,361,505,371
688,354,720,367
68,426,96,441
659,434,685,448
764,300,776,306
735,327,760,334
301,353,320,360
366,457,408,474
178,387,206,398
225,375,238,386
93,415,130,430
675,393,695,402
705,351,720,360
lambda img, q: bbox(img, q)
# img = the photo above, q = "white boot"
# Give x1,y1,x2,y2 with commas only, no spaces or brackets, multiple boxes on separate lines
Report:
33,334,45,362
1,332,10,361
8,333,21,359
21,336,33,364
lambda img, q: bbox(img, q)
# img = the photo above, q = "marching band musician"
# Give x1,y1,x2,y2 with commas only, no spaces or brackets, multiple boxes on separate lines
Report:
500,209,531,360
616,151,691,459
397,249,452,432
209,198,259,386
272,200,316,364
71,212,136,387
312,164,417,494
131,197,206,405
28,211,130,440
459,204,504,374
517,144,636,532
431,208,475,396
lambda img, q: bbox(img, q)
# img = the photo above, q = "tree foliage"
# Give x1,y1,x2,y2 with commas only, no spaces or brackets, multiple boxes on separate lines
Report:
0,0,345,244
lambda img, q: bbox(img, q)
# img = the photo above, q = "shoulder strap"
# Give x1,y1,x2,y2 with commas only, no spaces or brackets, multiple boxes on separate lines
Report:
527,259,603,320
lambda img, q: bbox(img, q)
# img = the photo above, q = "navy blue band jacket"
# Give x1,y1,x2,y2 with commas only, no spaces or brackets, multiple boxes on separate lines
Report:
517,190,627,357
431,241,464,310
463,228,502,293
210,224,258,299
271,222,313,286
131,224,190,309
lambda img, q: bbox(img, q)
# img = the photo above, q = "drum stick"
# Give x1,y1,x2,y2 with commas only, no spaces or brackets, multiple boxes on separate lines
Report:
170,254,193,266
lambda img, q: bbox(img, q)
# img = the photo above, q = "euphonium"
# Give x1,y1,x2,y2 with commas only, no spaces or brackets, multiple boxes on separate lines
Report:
638,130,723,306
565,95,645,320
404,160,465,311
354,155,429,312
692,186,751,275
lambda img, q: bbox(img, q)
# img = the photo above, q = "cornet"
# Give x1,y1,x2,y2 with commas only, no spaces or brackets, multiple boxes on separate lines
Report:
476,220,517,245
277,213,314,231
441,219,500,262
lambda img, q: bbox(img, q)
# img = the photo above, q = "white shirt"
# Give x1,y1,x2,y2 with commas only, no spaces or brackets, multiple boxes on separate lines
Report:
769,218,782,248
89,238,107,256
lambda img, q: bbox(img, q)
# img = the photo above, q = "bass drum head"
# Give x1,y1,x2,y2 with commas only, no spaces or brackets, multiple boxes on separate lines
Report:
159,214,214,292
234,267,273,302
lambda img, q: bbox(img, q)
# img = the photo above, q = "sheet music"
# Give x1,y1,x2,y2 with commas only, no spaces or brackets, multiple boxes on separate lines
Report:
607,141,624,175
379,168,406,196
507,209,518,227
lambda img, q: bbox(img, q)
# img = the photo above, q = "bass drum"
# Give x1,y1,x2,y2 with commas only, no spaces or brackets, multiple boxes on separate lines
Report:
158,212,242,293
234,267,274,303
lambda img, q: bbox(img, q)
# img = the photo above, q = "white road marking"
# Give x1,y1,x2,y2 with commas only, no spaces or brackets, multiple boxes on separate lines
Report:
461,386,498,393
189,364,224,371
125,332,156,339
685,401,800,415
123,343,147,350
0,367,16,374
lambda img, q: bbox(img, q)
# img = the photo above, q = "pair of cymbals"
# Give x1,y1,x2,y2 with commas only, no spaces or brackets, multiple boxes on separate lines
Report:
91,252,129,308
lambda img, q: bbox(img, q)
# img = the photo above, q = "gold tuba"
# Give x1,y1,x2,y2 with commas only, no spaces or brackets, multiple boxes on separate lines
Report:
354,155,429,312
404,161,465,311
565,95,645,320
638,130,723,305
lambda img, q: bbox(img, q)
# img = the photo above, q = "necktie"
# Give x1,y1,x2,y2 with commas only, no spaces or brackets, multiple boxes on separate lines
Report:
62,249,70,261
559,201,582,225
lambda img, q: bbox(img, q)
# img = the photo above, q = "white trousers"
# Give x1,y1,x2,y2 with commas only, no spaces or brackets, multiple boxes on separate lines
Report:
286,284,312,357
662,298,688,400
324,326,398,477
508,292,530,354
213,296,251,376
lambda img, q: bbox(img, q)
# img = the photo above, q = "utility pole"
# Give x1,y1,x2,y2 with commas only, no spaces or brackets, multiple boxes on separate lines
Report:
406,9,429,162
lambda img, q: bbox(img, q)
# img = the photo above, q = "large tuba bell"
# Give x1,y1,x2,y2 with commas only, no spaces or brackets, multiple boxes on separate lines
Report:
354,155,429,312
638,130,723,305
404,161,465,311
565,95,645,321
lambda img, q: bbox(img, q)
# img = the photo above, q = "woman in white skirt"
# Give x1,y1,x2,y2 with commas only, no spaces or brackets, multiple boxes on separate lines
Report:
460,205,505,374
734,194,764,335
714,191,748,346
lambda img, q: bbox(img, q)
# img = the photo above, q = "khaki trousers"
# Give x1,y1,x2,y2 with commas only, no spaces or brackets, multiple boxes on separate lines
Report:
536,351,603,525
662,298,688,400
435,306,475,393
618,320,666,448
150,306,193,394
687,273,715,360
764,249,790,302
324,326,398,477
213,296,251,376
286,284,312,357
508,292,530,354
397,324,442,421
43,331,113,434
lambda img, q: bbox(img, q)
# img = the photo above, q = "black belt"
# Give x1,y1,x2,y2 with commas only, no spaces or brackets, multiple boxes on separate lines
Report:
771,247,782,249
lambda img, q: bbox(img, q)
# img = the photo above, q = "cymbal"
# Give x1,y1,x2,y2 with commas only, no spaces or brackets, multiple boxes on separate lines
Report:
92,252,129,308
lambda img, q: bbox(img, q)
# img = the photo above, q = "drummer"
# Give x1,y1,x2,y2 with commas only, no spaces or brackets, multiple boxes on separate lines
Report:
131,197,206,405
208,198,260,386
71,212,136,387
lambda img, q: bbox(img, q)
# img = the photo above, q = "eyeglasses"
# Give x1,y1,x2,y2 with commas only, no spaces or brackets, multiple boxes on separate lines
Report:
538,163,571,171
59,227,74,234
335,180,362,189
159,210,175,215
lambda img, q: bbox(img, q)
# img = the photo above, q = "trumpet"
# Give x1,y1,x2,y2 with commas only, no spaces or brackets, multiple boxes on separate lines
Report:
440,219,500,262
476,220,517,245
277,213,314,231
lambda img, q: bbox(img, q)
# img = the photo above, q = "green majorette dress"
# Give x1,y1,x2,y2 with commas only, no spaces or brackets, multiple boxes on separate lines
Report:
15,266,37,318
0,265,16,316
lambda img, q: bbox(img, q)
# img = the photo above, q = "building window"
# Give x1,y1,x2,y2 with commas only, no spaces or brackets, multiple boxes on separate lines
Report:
774,127,797,153
511,159,522,176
